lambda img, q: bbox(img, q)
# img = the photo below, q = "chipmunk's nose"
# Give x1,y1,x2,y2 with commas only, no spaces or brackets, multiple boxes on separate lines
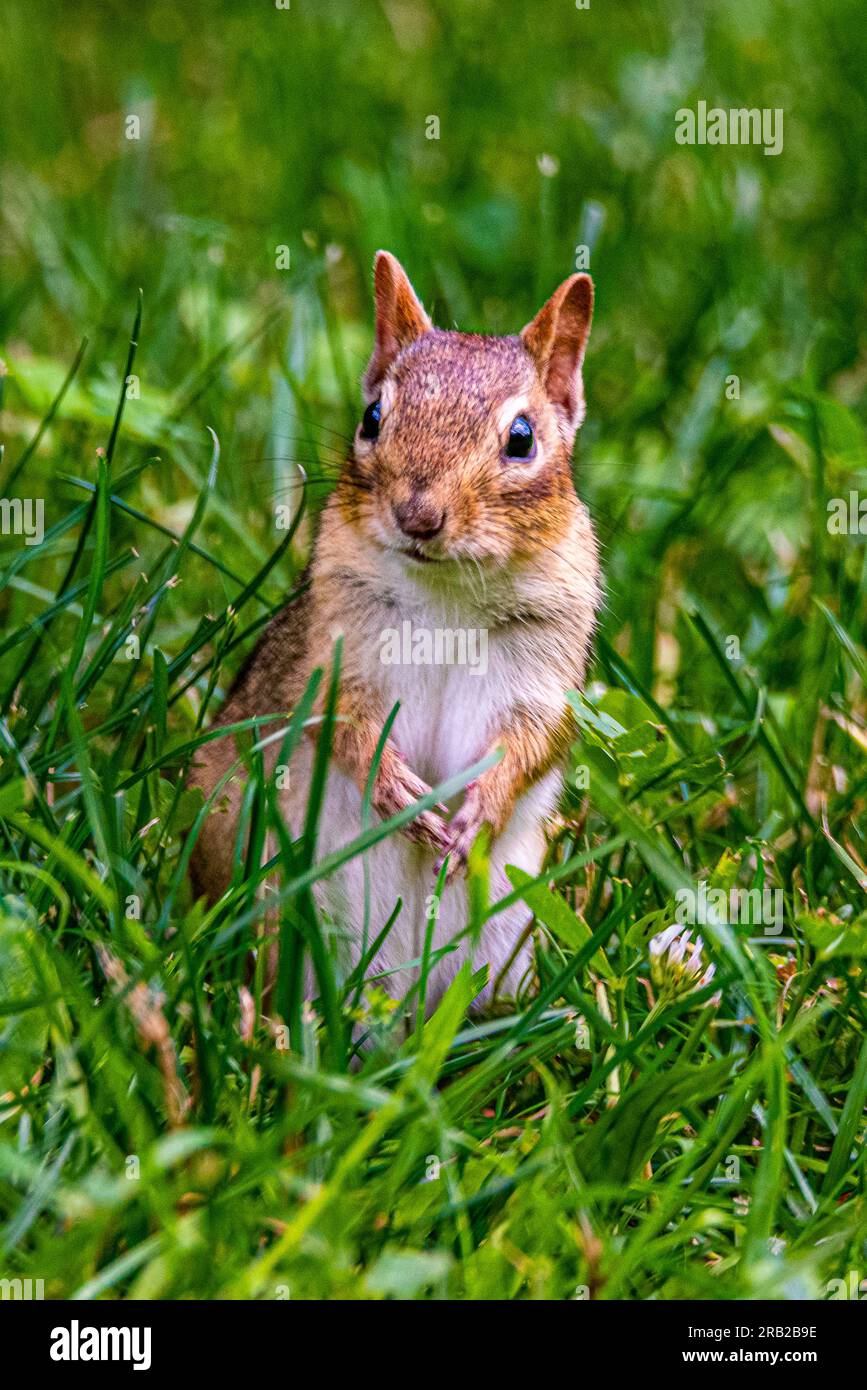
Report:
393,497,445,541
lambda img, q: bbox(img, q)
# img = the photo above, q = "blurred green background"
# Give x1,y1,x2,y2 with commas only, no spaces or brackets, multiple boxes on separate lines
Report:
4,0,866,373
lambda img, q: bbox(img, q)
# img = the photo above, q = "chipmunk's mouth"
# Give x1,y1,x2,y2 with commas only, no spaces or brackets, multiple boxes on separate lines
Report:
399,545,443,564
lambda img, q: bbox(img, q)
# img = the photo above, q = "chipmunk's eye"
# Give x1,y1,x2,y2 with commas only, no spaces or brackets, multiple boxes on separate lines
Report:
505,415,535,460
360,399,381,440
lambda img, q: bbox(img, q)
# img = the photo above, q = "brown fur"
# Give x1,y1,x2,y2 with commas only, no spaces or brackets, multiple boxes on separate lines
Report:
190,251,599,938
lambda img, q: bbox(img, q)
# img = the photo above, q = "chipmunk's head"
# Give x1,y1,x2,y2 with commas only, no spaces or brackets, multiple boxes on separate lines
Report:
345,251,593,569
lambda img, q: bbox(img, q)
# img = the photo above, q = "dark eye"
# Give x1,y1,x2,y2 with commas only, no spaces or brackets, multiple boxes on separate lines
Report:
505,415,535,460
360,399,381,440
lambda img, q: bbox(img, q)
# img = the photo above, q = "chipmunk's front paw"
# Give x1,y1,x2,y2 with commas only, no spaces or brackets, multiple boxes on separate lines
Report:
373,763,451,856
434,794,487,884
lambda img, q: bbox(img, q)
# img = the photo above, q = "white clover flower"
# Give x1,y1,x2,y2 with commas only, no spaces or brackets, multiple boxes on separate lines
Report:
649,923,719,1006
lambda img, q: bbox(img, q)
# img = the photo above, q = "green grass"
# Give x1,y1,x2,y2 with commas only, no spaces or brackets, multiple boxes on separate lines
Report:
1,0,866,1301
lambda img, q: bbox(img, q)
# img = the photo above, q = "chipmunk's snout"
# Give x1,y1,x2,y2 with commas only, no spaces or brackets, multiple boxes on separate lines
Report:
392,497,445,542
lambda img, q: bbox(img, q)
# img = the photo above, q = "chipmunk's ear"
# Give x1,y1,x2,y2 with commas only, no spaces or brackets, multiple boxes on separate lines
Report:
363,251,431,399
521,274,594,436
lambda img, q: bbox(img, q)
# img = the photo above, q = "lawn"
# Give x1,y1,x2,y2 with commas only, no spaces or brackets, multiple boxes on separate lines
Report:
0,0,866,1300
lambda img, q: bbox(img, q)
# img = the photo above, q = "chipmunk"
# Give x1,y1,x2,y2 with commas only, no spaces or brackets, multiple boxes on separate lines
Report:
190,252,600,1015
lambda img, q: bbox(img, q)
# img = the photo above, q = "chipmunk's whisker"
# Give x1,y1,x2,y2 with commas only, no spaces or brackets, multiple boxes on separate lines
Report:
265,480,338,500
481,497,600,587
239,454,345,484
268,410,356,448
264,434,346,456
462,549,489,605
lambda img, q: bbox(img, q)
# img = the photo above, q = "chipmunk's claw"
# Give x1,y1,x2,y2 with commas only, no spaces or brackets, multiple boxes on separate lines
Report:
434,803,484,884
408,809,452,857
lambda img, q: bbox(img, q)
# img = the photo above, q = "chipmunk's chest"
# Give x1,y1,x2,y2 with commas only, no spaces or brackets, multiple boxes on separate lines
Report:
356,589,517,787
384,656,500,787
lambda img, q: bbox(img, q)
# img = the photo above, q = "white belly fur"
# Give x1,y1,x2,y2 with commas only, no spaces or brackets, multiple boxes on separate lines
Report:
280,630,560,1014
